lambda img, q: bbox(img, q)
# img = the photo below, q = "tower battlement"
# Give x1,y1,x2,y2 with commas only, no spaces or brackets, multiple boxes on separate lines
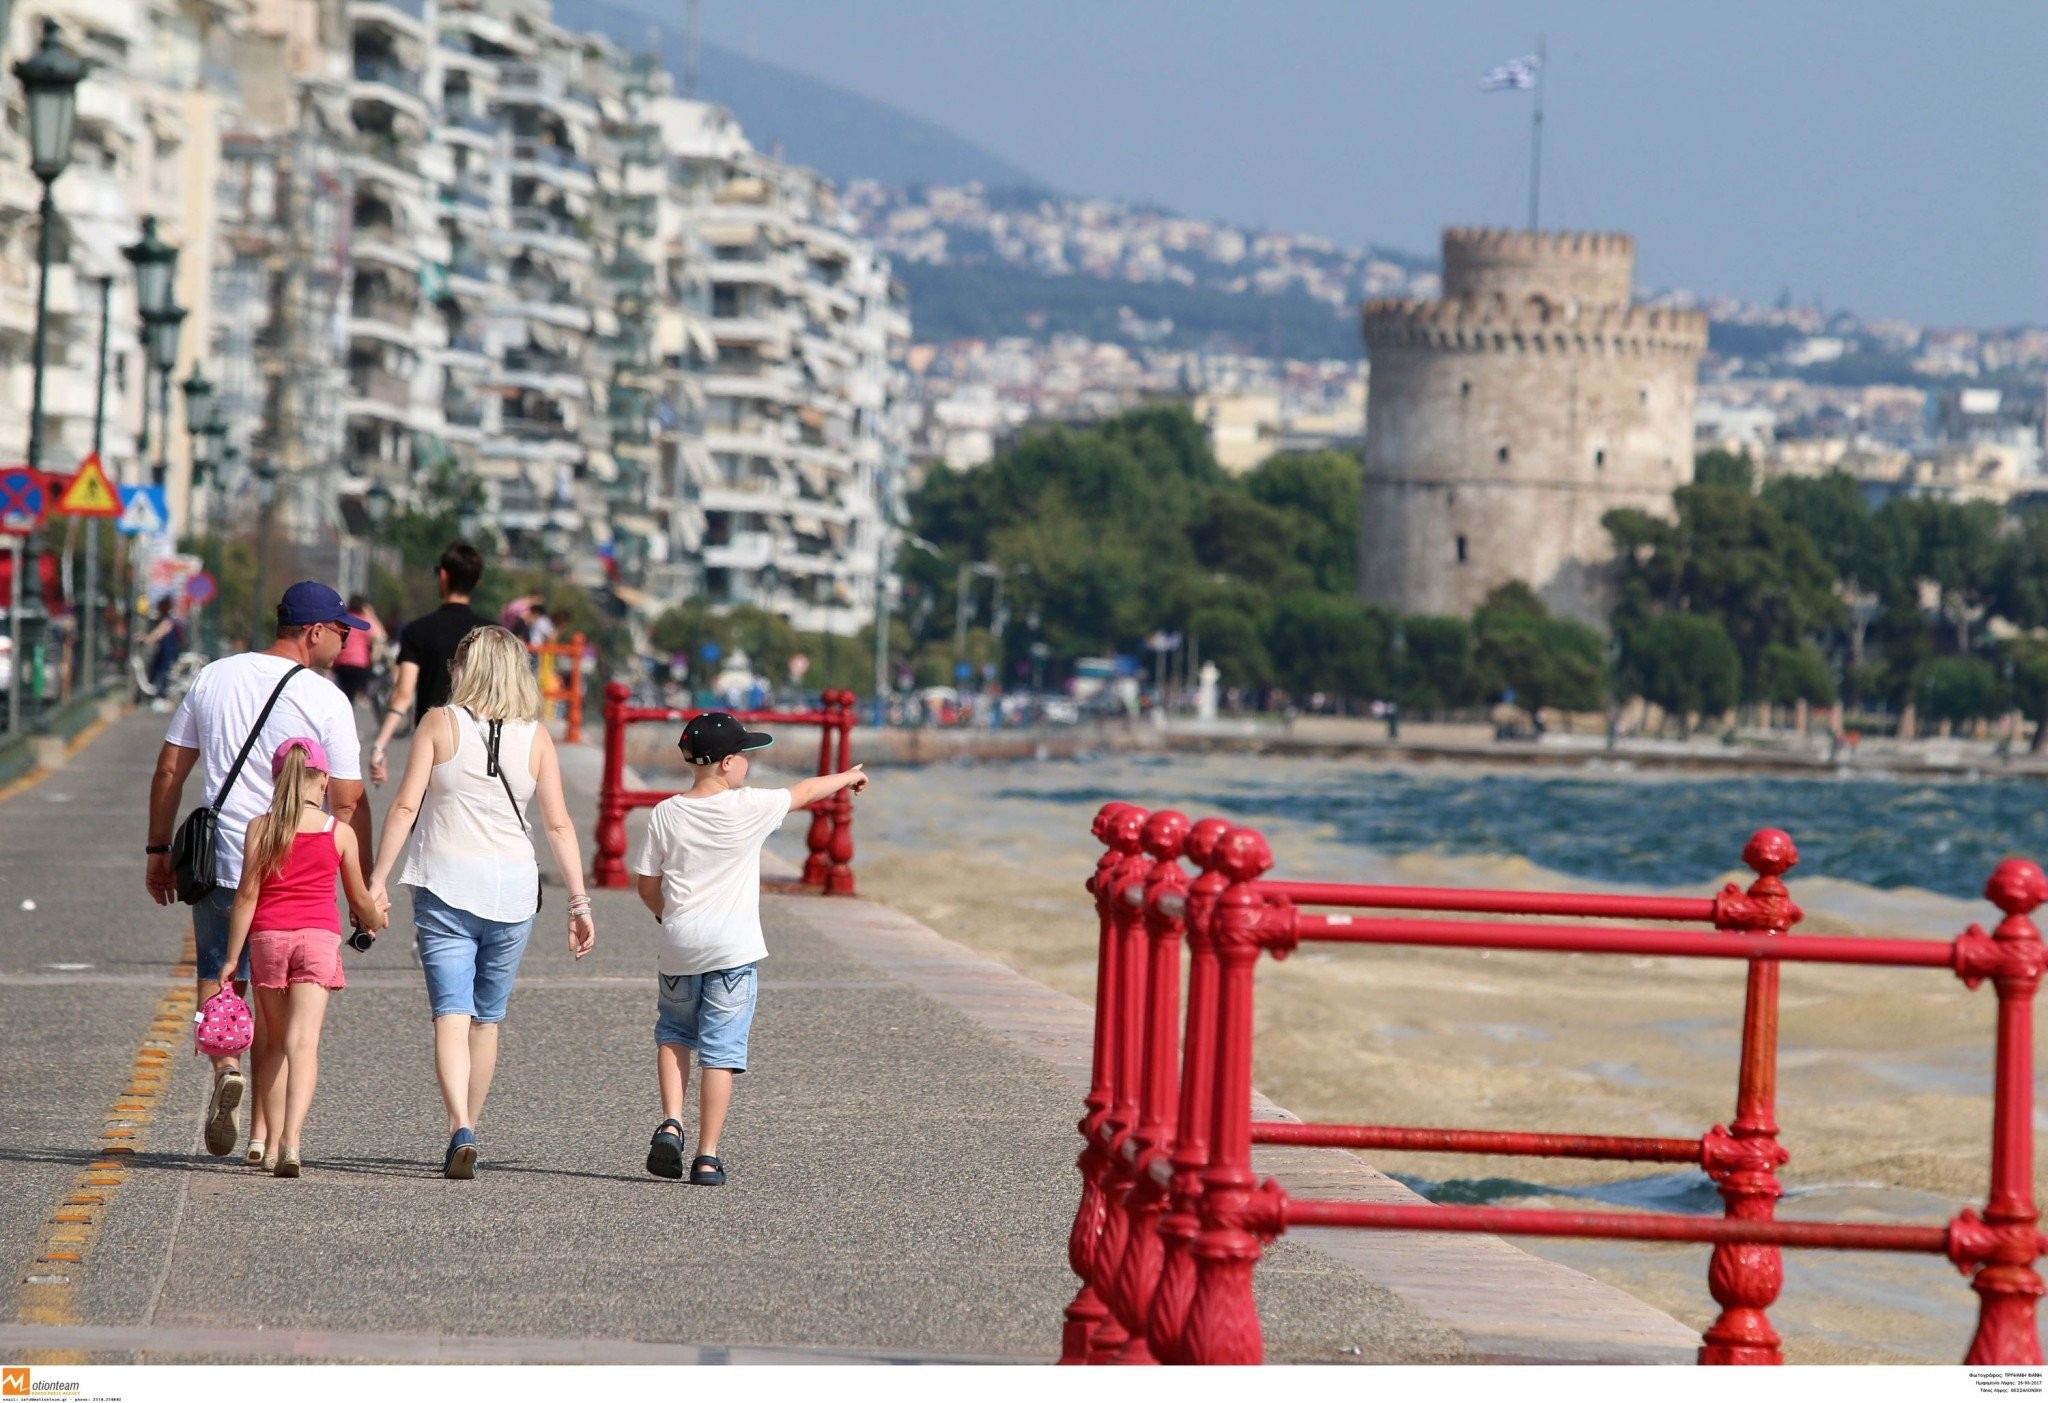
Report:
1362,297,1707,356
1441,225,1636,305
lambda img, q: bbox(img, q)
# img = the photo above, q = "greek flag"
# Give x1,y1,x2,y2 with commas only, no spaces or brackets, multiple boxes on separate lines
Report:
1480,55,1540,91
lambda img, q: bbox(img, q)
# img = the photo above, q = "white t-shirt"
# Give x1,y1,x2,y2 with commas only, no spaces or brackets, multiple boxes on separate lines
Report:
630,786,795,976
164,652,363,888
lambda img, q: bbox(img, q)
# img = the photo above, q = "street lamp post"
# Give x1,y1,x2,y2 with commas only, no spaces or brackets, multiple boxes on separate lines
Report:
250,458,277,643
145,304,185,489
9,19,86,736
121,215,178,478
83,275,110,694
179,363,214,531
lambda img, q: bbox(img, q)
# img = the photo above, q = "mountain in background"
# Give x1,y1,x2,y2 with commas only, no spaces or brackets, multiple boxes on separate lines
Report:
554,0,1050,190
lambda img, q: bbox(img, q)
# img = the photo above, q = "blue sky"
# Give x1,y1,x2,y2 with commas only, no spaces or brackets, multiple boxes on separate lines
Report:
664,0,2045,327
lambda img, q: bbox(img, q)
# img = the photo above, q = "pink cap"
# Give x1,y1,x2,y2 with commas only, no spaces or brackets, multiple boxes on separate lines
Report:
271,736,330,779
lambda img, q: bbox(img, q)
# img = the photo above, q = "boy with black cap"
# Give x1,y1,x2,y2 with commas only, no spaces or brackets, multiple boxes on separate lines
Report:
631,711,867,1183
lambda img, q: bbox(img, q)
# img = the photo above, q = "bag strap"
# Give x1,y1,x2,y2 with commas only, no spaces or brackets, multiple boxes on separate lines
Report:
210,664,305,813
465,707,530,833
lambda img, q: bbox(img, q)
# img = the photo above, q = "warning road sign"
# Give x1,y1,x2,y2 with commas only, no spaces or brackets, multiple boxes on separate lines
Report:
117,485,168,538
0,467,48,534
54,453,121,517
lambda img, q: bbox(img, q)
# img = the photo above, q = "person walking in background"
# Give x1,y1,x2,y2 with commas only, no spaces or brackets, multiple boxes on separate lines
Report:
370,543,487,785
141,598,185,705
331,595,387,708
216,739,386,1176
145,583,371,1161
367,626,596,1179
632,712,868,1185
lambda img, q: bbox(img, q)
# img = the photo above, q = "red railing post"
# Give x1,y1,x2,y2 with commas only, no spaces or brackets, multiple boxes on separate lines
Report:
1699,828,1800,1365
826,690,856,895
1963,859,2048,1364
1062,802,1144,1364
1087,808,1157,1363
1184,826,1277,1365
1109,809,1192,1363
591,680,632,889
802,694,835,886
1149,817,1232,1364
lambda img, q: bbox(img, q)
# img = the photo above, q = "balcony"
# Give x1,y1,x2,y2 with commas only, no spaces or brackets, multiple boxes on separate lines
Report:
512,140,596,177
702,534,774,571
353,0,428,32
351,57,429,121
348,365,412,408
444,108,502,141
498,62,598,118
443,397,486,428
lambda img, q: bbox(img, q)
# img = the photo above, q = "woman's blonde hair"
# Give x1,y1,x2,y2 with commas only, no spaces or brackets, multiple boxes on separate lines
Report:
247,746,322,885
447,624,545,723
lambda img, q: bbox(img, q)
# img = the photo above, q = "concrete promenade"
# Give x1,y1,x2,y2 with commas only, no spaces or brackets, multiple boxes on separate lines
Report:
0,709,1696,1364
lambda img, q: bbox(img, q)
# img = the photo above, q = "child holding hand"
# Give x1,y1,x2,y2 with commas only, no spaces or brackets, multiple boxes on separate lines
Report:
219,737,386,1176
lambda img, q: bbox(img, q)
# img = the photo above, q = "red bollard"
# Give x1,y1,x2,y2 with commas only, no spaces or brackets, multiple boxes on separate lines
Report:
1110,810,1192,1363
826,690,856,895
1699,829,1800,1365
1149,817,1232,1364
1087,808,1156,1363
1062,802,1144,1364
1960,859,2048,1363
1184,826,1278,1365
591,681,633,889
802,694,836,886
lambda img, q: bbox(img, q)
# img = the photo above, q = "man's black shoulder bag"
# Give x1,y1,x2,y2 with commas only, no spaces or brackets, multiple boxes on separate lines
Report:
171,664,305,904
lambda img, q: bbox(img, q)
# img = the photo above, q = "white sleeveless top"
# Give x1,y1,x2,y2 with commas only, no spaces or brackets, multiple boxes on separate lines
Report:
398,708,542,922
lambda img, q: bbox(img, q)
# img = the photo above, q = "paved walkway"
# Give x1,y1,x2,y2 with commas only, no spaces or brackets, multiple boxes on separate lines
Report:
0,710,1696,1364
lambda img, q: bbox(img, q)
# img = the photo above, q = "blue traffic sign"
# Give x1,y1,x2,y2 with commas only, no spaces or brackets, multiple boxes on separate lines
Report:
116,484,169,537
0,468,47,534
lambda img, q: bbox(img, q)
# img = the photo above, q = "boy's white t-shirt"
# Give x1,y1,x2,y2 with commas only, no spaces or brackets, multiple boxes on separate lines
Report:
631,786,795,976
164,652,363,888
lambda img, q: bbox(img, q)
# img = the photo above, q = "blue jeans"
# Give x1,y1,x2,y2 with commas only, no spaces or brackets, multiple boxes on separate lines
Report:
413,887,534,1024
193,886,249,982
654,965,759,1072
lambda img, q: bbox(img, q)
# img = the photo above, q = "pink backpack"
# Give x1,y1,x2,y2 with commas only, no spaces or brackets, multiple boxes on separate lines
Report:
194,984,254,1057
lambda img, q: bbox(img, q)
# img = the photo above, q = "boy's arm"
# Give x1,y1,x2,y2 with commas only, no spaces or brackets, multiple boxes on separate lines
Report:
635,874,664,921
786,765,866,812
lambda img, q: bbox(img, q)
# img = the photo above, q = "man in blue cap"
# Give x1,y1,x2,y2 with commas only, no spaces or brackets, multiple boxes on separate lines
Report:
144,582,374,1161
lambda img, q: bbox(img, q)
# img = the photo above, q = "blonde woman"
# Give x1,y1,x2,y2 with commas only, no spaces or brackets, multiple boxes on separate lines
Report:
369,625,596,1178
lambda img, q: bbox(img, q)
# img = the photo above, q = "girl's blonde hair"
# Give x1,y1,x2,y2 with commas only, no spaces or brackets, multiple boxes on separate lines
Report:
447,624,545,723
248,746,323,885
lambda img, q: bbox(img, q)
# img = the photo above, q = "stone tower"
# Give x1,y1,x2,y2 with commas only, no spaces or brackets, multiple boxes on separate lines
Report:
1357,227,1707,625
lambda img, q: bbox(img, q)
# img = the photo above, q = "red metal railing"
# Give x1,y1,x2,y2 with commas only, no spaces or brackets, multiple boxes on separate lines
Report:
529,631,586,743
1059,809,2048,1366
589,682,858,894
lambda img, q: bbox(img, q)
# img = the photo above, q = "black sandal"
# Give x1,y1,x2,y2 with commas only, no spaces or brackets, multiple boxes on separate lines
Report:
646,1119,685,1180
690,1154,725,1186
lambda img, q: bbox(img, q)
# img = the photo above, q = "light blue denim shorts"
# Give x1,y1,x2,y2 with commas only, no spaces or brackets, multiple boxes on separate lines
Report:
193,886,250,982
413,887,534,1024
654,964,759,1071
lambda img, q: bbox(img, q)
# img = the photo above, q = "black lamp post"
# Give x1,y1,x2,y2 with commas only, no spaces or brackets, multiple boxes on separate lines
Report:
180,363,213,527
364,479,394,528
145,303,184,487
121,215,178,479
10,20,85,735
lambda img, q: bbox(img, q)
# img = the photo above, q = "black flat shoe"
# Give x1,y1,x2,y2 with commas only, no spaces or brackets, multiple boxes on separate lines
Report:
690,1154,725,1186
646,1119,685,1180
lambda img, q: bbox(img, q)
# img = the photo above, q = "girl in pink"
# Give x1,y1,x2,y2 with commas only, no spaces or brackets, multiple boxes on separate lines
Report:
219,737,386,1176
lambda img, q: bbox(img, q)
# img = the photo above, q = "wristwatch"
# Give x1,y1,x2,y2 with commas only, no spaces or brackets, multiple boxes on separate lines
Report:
145,844,170,854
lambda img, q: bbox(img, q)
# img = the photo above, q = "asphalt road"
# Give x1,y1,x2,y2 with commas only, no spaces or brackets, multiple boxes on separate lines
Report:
0,708,1472,1364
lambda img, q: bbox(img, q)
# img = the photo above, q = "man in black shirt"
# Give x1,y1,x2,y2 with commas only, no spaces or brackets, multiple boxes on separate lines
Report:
370,541,488,785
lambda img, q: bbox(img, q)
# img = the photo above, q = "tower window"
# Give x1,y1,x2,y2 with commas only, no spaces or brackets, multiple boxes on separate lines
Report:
1594,449,1606,468
1638,387,1650,406
1496,445,1510,464
1455,535,1468,563
1459,380,1471,398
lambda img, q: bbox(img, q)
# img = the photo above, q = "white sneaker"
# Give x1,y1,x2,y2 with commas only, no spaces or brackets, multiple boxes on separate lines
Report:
204,1067,243,1156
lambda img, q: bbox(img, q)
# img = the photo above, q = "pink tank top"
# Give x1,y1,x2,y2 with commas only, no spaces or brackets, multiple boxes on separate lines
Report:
251,822,343,933
337,626,371,668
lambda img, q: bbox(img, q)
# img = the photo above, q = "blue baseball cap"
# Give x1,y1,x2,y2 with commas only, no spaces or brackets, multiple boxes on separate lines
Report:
277,581,370,630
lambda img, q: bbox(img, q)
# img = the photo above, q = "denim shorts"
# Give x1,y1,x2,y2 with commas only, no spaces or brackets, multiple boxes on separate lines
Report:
413,887,534,1024
654,964,758,1071
193,886,250,983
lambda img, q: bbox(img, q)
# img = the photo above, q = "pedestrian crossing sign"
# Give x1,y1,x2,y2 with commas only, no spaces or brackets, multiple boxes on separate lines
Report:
55,452,121,517
117,484,169,538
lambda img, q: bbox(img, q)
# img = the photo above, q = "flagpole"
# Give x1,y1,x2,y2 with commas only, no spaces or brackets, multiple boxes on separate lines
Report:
1528,35,1546,231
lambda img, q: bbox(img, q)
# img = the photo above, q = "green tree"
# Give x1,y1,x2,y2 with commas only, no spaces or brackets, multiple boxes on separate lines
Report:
1761,470,1897,595
1619,614,1741,733
1758,642,1837,706
1186,605,1270,689
1398,615,1476,713
1472,584,1605,715
1913,657,2000,726
1242,450,1361,593
1267,592,1389,699
2004,638,2048,753
1693,448,1756,493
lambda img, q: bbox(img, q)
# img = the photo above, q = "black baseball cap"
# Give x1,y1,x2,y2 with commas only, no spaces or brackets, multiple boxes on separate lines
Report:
679,712,774,764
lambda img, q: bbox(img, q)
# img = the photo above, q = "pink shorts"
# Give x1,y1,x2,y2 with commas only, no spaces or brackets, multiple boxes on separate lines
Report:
248,927,347,991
